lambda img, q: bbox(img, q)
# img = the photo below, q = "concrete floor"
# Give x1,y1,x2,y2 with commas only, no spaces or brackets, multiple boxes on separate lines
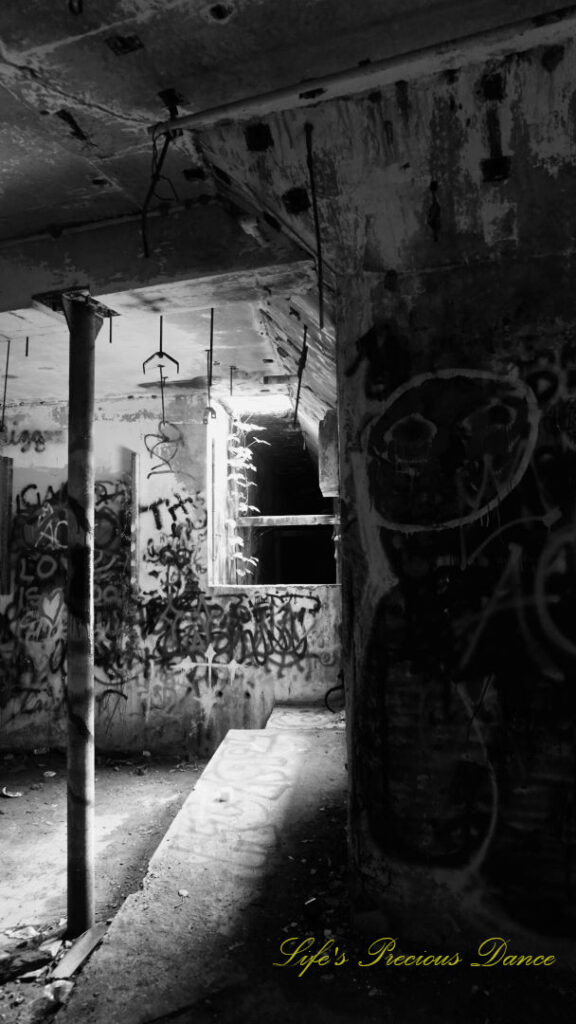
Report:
0,700,561,1024
21,704,574,1024
55,710,349,1024
2,704,569,1024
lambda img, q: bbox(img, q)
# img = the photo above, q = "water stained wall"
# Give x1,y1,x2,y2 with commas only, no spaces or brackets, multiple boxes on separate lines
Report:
0,394,340,756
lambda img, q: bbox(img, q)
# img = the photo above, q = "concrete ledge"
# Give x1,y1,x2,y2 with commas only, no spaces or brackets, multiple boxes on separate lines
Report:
56,729,346,1024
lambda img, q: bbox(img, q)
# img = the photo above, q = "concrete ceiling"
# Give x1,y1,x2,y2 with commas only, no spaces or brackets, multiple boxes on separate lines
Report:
0,1,567,240
0,0,573,434
0,300,291,406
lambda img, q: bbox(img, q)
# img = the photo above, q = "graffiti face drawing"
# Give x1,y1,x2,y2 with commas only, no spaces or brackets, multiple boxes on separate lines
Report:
366,369,540,532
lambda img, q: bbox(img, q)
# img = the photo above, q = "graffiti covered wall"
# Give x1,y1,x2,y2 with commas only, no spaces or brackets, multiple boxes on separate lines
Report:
340,266,576,942
0,396,340,755
328,38,576,945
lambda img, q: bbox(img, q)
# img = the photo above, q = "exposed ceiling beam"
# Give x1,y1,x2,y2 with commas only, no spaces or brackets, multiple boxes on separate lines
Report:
151,4,576,135
0,202,313,313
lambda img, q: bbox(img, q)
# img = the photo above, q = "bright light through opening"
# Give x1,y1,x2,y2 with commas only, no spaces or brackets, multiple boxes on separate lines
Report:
227,395,293,415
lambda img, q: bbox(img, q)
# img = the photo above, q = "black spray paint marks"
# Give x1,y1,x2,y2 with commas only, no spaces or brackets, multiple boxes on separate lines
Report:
1,479,132,711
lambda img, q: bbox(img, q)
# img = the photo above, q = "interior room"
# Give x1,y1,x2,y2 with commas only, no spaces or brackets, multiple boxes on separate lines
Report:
1,2,576,1022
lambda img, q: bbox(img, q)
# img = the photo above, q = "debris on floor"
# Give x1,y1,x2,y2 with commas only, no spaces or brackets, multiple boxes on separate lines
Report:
0,920,108,1022
51,923,107,980
0,750,208,1024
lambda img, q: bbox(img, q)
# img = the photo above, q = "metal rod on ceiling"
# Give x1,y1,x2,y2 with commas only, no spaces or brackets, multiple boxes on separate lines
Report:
1,339,10,430
148,10,576,138
142,316,179,374
293,324,308,428
25,336,29,357
203,310,217,424
209,308,214,389
304,122,324,332
141,134,172,258
0,457,13,594
61,293,104,939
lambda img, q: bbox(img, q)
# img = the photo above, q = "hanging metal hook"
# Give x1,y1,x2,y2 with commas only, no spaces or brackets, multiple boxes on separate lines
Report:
158,364,167,425
142,315,180,374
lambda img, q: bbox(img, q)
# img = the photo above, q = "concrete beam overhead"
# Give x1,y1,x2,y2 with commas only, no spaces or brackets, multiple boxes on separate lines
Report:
0,203,312,314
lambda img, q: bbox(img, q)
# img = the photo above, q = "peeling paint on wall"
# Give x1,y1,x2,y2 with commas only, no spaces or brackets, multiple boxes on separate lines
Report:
198,34,576,281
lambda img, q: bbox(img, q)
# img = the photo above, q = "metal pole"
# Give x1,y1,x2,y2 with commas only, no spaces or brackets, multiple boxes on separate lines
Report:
293,325,308,427
304,124,324,332
62,293,103,938
1,338,11,430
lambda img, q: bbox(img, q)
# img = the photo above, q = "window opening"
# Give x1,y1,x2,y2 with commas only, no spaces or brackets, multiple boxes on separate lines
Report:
207,403,338,588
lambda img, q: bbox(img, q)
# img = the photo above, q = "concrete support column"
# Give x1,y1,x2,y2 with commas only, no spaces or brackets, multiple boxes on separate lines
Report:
337,272,474,940
337,264,576,946
62,294,103,938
